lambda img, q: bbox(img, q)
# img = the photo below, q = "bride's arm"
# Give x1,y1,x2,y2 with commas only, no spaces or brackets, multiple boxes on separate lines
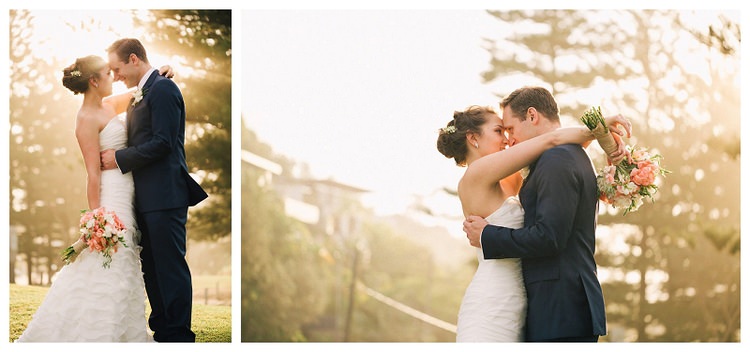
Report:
103,65,176,115
75,114,102,210
463,126,593,189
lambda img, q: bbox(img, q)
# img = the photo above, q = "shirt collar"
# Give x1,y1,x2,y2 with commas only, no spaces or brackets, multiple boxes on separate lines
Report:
137,67,157,90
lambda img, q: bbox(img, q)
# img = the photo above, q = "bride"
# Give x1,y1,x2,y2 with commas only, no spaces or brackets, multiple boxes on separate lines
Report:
436,105,626,342
15,55,172,342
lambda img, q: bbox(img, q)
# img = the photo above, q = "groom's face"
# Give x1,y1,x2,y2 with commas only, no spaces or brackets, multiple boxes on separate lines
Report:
501,105,533,146
108,52,138,88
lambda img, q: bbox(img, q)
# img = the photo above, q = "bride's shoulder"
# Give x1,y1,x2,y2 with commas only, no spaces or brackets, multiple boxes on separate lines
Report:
75,108,108,133
75,108,96,126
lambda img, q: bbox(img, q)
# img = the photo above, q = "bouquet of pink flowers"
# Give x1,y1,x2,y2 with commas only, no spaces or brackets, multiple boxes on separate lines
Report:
61,207,128,268
581,106,670,215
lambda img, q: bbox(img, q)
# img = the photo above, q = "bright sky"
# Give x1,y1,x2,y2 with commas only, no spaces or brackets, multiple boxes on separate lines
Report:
10,10,196,97
242,10,526,228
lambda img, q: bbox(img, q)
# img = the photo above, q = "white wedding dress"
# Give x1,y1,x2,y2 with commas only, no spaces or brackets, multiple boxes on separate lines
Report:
456,196,527,342
16,115,153,342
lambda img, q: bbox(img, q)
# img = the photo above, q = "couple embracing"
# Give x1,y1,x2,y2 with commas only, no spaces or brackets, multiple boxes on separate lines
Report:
16,38,207,342
437,86,631,342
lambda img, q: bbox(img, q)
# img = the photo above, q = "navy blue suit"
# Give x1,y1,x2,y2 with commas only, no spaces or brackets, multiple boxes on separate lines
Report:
116,70,208,342
480,144,606,342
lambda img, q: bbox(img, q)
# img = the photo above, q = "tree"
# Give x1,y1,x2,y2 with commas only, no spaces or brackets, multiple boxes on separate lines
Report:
134,10,232,241
241,120,332,341
9,10,92,284
684,13,741,56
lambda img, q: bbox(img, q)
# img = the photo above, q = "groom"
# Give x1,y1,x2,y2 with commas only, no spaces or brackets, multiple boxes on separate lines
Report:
100,38,208,342
463,86,611,342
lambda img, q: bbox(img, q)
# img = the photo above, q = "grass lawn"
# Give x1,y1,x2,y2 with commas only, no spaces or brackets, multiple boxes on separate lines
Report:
9,283,231,342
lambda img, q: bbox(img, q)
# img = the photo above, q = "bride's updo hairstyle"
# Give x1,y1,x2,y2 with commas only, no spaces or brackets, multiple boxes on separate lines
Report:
436,105,495,166
61,55,107,95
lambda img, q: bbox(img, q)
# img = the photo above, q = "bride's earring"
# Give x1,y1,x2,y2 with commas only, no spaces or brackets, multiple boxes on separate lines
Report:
474,142,479,149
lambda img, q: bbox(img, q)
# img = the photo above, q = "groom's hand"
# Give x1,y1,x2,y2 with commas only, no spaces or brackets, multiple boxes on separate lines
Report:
100,149,117,170
463,215,488,248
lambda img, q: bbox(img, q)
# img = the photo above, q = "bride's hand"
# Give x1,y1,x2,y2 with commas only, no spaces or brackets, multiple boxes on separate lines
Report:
603,114,632,165
607,132,629,165
158,65,175,79
605,114,631,138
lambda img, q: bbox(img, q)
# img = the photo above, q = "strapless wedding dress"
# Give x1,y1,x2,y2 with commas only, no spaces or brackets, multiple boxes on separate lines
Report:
456,196,527,342
16,116,152,342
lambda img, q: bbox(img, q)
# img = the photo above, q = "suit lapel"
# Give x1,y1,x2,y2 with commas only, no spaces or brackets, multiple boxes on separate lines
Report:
127,96,135,114
142,70,159,93
126,97,135,142
521,160,538,190
126,70,159,142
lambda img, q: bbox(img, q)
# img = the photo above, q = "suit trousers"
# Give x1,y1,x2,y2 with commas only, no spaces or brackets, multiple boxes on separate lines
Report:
138,206,195,342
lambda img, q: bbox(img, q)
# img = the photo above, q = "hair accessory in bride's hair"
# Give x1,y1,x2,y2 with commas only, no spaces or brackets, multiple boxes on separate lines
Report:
440,125,457,134
70,70,82,77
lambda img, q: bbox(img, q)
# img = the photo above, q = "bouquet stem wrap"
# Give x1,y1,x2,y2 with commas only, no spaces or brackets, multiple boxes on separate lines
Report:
61,238,87,265
581,106,620,165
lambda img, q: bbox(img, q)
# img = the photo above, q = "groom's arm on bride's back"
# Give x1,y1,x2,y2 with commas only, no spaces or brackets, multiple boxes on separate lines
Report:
481,148,580,259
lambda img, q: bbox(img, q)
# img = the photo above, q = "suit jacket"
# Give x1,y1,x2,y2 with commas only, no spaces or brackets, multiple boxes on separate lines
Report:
116,70,208,213
480,144,606,341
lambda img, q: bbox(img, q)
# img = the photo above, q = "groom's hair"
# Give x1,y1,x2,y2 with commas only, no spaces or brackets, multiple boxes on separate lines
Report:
107,38,150,64
500,86,560,123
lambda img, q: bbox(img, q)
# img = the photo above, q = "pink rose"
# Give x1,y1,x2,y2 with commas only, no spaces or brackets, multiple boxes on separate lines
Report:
630,165,656,186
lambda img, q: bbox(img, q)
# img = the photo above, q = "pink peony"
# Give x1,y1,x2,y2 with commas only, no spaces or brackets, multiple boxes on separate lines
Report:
630,164,657,186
